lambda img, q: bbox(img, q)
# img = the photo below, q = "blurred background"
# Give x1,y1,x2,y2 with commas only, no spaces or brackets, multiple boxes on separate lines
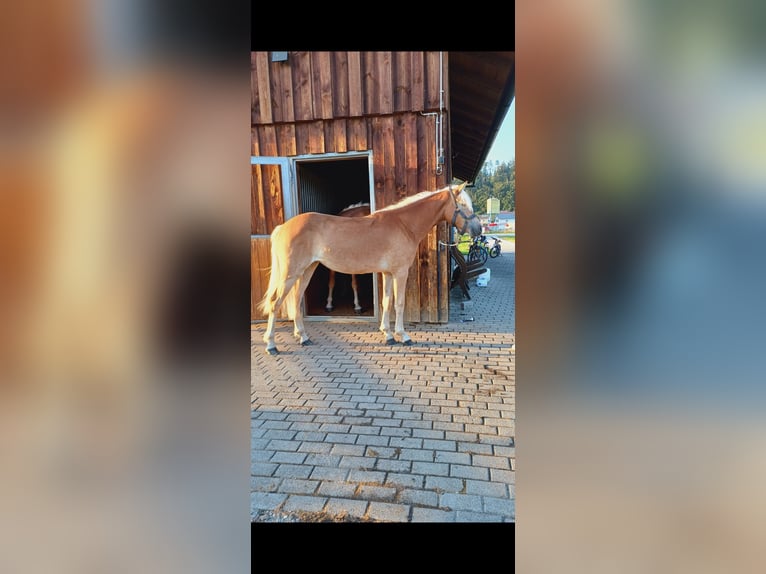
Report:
0,1,250,572
517,0,766,571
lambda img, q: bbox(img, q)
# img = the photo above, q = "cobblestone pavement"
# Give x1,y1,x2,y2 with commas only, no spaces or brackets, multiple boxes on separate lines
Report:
251,241,515,522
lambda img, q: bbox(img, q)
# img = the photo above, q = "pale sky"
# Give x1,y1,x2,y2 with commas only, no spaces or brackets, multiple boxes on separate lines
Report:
484,98,515,165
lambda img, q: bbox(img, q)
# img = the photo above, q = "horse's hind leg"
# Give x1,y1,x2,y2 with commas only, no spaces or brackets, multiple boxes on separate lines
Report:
293,262,319,345
263,312,280,355
325,270,335,312
351,274,363,313
392,269,413,345
263,280,297,355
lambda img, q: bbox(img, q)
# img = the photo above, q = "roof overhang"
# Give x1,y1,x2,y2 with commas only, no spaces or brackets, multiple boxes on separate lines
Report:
448,51,515,183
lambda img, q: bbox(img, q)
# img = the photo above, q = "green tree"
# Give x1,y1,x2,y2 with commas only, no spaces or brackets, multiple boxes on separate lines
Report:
465,160,515,214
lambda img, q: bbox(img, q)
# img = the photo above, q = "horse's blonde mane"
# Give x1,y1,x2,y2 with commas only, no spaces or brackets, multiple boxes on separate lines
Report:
457,188,474,211
376,187,453,213
376,184,473,213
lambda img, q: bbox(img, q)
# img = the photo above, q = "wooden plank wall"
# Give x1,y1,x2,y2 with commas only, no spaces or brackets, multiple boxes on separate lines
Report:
252,51,443,126
251,163,284,235
251,51,451,323
251,237,275,321
251,162,287,321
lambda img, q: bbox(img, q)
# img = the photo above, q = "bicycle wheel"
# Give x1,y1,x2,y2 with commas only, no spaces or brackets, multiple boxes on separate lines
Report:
468,246,482,264
489,245,500,258
472,246,488,265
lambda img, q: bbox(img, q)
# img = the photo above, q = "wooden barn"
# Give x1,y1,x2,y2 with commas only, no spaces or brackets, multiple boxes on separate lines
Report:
251,51,514,324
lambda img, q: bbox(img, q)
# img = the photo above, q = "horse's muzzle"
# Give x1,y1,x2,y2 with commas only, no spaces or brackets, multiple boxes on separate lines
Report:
468,219,483,237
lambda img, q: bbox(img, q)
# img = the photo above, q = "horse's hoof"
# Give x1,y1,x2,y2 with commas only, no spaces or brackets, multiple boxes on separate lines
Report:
300,339,313,346
325,306,333,312
385,338,398,345
354,308,363,315
402,339,414,346
266,347,279,356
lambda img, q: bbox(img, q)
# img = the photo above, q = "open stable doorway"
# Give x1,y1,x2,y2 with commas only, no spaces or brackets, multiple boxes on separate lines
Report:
294,154,377,320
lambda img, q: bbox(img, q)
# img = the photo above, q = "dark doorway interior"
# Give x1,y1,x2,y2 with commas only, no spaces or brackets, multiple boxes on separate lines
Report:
295,157,375,318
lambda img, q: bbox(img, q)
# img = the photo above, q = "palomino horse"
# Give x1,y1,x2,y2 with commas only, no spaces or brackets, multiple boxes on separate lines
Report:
325,202,371,313
259,182,482,354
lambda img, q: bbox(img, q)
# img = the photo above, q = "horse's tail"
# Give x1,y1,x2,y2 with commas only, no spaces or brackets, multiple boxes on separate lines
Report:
258,225,300,320
258,226,286,317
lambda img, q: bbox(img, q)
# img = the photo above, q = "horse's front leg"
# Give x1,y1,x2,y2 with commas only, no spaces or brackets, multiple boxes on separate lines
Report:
392,269,412,345
379,272,395,344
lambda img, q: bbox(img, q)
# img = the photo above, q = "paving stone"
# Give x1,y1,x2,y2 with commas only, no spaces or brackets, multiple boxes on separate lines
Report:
261,420,292,430
250,476,281,492
439,493,484,512
384,473,425,489
464,480,509,498
328,444,365,456
483,496,515,516
283,495,327,513
338,455,375,470
251,462,278,477
317,481,358,498
412,429,445,439
388,437,422,449
412,462,449,476
490,469,515,484
397,448,434,462
458,442,494,455
324,432,357,444
297,442,333,454
434,451,471,465
251,492,287,512
355,435,391,447
262,429,297,440
366,502,410,522
251,450,272,462
350,425,381,435
274,464,313,479
449,464,489,481
280,479,319,494
376,459,412,473
364,446,398,458
266,439,301,452
356,485,397,502
425,476,464,493
472,454,511,470
270,451,307,465
347,469,386,484
411,508,457,522
396,489,439,507
309,467,349,482
293,431,327,442
324,498,369,519
423,439,457,451
289,422,323,432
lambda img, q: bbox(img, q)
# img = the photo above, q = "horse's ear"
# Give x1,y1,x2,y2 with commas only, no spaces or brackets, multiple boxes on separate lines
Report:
453,181,468,195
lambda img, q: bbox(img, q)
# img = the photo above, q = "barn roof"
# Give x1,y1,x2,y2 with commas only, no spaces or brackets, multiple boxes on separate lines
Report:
449,51,515,183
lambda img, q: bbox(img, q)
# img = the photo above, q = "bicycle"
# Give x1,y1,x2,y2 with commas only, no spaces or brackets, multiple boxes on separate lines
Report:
467,235,489,265
488,236,502,258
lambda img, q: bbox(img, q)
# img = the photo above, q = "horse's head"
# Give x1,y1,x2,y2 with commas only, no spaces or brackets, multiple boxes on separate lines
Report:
449,182,483,237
